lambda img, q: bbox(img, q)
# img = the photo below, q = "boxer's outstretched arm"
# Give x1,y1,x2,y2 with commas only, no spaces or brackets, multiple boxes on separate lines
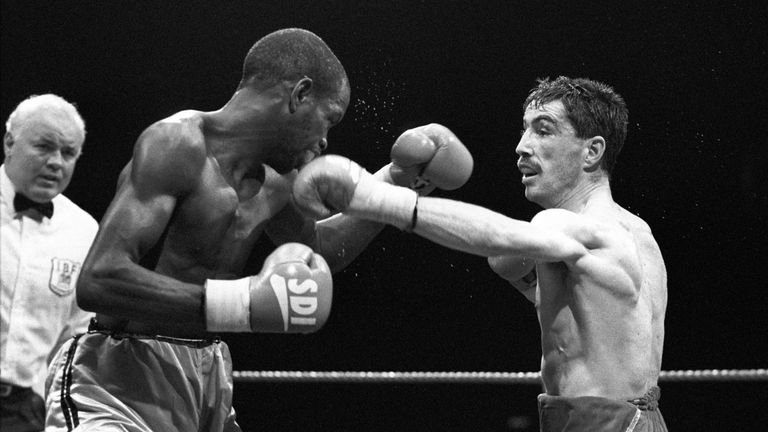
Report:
409,197,588,262
292,157,590,266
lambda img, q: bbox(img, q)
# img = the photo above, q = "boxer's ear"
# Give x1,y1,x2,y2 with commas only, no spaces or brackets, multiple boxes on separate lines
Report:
289,77,314,114
3,132,14,156
583,136,605,172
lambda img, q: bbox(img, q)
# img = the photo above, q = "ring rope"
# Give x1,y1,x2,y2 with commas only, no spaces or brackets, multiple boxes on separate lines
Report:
233,369,767,384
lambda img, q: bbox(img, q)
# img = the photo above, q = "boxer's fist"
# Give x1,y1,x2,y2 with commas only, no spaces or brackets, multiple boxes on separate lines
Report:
292,155,366,219
488,255,537,303
488,255,535,282
205,243,332,333
390,123,473,193
249,243,332,333
293,155,419,231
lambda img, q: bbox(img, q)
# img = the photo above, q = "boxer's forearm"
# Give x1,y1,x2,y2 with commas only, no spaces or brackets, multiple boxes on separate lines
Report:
411,196,539,258
341,180,540,258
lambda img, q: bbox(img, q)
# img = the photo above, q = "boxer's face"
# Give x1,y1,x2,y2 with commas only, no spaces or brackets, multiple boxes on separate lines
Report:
516,100,588,208
3,110,83,202
274,82,349,174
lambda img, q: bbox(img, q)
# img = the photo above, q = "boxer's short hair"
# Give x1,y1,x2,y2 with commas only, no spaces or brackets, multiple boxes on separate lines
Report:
524,76,628,178
238,28,348,99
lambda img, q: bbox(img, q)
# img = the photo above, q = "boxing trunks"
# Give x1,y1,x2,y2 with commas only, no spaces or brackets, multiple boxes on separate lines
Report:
537,386,668,432
45,320,240,431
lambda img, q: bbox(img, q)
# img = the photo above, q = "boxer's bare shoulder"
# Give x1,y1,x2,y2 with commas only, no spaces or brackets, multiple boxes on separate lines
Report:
138,111,207,158
125,111,210,194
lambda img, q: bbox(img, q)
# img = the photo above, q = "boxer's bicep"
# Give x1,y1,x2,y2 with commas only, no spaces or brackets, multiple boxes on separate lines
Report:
78,129,199,314
100,180,176,260
109,130,194,257
527,209,591,264
88,126,202,275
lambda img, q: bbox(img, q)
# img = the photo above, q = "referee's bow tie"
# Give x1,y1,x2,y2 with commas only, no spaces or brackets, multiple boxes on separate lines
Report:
14,193,54,218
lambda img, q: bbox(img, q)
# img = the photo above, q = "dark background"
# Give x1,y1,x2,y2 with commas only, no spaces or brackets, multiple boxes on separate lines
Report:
3,1,767,430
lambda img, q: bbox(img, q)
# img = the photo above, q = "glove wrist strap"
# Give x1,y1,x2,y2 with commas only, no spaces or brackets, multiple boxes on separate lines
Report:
204,277,252,332
350,178,418,231
407,195,419,233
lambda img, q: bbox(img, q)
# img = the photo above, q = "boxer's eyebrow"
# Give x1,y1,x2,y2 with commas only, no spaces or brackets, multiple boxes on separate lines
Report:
522,113,558,129
533,114,557,125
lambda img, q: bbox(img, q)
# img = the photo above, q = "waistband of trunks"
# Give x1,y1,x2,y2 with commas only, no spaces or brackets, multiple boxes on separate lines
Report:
88,318,220,347
627,386,661,411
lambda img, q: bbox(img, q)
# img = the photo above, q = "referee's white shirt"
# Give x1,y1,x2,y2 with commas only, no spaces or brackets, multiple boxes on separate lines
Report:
0,164,98,396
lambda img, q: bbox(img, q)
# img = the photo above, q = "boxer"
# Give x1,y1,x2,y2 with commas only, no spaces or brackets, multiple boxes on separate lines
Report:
293,76,669,432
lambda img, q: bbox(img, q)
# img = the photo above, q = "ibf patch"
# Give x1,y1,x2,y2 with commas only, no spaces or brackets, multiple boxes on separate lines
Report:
49,258,82,297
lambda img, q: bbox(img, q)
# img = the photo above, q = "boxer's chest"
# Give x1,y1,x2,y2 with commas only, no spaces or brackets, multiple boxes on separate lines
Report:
164,177,281,265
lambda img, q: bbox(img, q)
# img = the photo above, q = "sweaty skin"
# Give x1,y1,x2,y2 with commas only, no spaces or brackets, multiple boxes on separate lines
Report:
412,195,666,399
392,99,666,400
78,83,391,338
518,100,668,399
533,199,667,399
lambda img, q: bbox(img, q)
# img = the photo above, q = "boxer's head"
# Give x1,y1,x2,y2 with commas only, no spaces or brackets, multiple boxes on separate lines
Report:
516,77,627,208
238,28,349,100
522,76,627,178
238,28,350,173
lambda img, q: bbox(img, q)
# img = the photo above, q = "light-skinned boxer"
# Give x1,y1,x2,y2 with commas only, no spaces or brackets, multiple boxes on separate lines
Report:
293,76,669,432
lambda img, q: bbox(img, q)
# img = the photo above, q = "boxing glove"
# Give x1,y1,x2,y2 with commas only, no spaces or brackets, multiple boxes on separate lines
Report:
390,123,473,193
205,243,332,333
488,255,537,302
292,155,418,231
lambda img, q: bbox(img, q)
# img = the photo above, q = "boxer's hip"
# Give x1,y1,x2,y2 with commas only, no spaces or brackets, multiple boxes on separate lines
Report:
537,387,667,432
46,323,235,431
94,314,215,340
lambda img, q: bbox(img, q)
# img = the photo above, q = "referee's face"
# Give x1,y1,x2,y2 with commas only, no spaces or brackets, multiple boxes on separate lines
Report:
3,110,83,203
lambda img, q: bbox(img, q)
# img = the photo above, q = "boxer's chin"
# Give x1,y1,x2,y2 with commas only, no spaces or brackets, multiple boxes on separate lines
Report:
296,151,319,170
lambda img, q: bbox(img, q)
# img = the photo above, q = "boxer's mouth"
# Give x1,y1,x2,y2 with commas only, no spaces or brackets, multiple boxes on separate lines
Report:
297,150,319,168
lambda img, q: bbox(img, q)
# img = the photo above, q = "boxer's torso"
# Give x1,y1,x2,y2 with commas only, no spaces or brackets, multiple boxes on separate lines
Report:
536,202,667,400
97,111,296,337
